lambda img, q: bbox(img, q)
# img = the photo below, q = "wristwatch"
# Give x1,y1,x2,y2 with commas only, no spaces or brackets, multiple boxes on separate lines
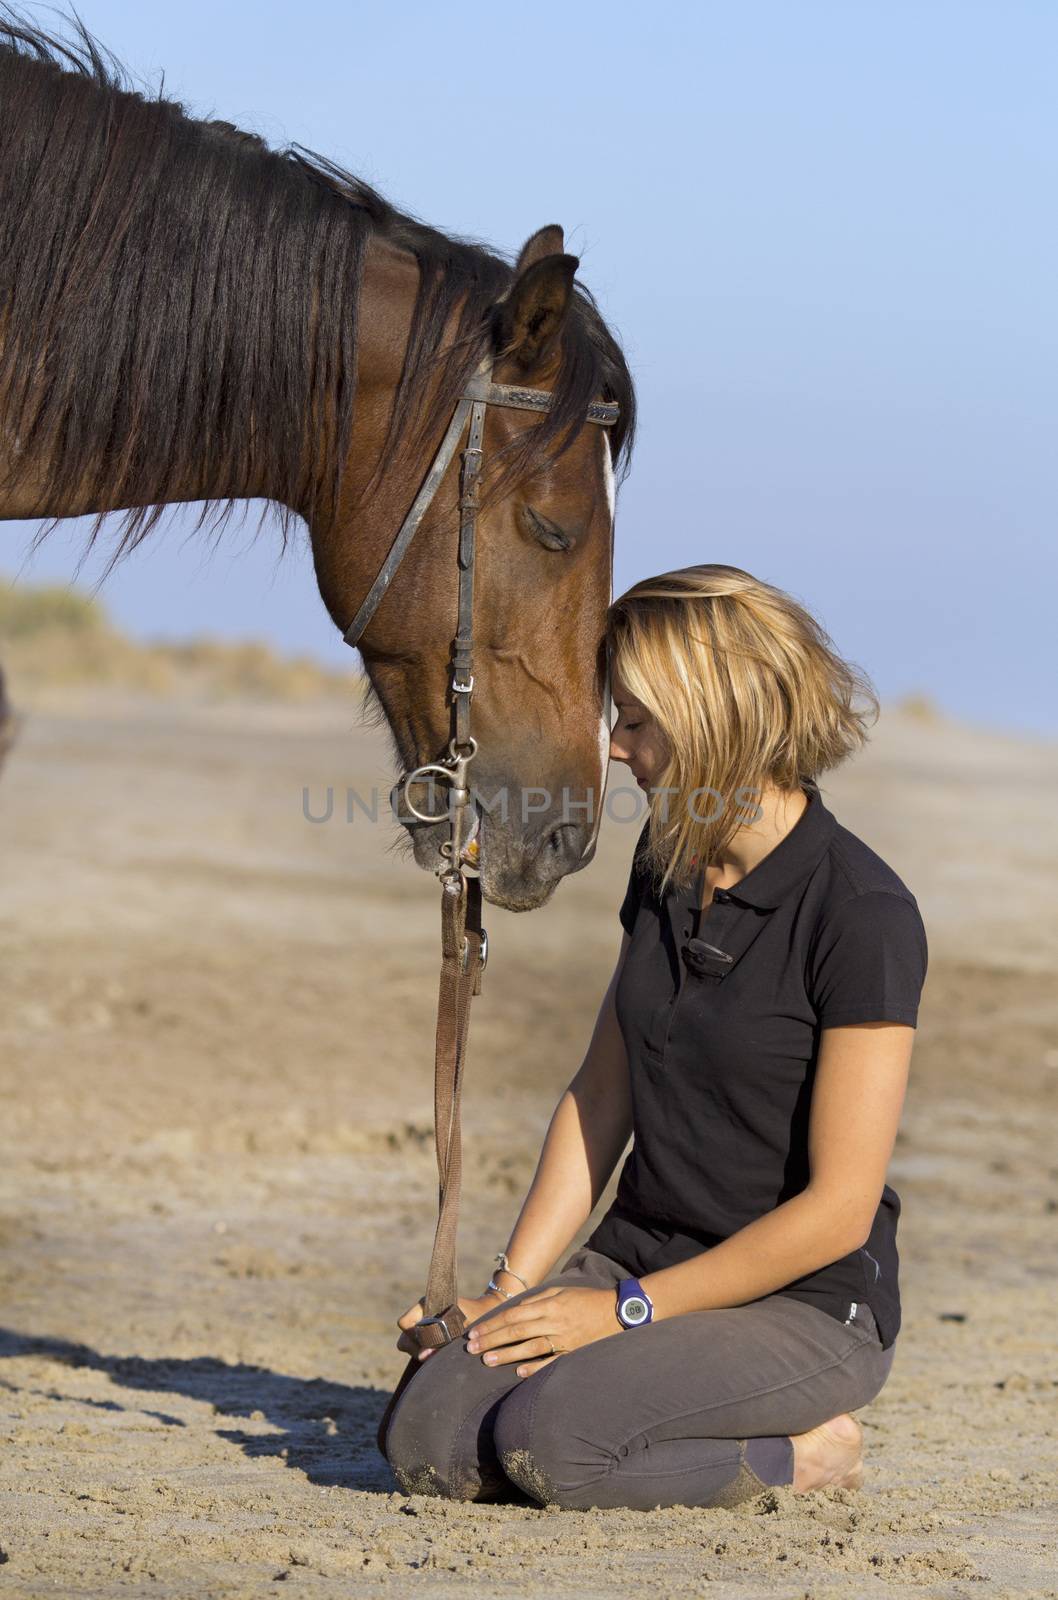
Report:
615,1277,654,1329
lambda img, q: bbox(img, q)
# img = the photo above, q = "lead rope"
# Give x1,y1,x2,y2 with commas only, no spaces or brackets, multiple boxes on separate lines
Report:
374,874,483,1456
375,386,489,1460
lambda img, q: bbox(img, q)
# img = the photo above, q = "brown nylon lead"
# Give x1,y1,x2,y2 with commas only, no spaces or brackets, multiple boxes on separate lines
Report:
375,873,484,1458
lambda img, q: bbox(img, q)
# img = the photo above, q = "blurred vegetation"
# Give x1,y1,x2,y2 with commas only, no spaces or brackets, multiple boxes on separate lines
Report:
0,579,358,702
894,691,943,724
0,581,106,638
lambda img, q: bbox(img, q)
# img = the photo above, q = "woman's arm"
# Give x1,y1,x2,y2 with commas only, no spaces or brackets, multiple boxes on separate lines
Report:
639,1020,914,1320
492,932,634,1292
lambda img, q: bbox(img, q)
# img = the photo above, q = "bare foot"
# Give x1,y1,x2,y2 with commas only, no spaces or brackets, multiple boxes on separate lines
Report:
790,1413,864,1492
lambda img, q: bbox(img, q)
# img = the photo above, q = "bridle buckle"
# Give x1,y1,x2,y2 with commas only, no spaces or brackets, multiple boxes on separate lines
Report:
461,927,488,974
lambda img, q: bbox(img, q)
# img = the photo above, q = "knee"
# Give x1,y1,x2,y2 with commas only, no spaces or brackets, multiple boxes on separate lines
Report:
388,1447,465,1502
384,1356,492,1503
384,1350,512,1497
493,1367,599,1511
386,1419,485,1504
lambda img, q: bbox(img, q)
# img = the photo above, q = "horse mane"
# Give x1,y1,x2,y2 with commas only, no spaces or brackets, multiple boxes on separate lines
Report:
0,7,635,570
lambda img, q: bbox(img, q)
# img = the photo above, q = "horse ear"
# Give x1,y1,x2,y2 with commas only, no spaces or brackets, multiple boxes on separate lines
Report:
496,250,579,372
515,225,565,273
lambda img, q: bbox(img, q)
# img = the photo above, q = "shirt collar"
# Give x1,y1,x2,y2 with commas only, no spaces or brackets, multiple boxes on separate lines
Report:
670,783,836,911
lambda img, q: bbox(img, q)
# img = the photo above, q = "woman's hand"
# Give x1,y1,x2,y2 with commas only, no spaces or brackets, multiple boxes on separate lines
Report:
396,1292,502,1361
465,1286,622,1378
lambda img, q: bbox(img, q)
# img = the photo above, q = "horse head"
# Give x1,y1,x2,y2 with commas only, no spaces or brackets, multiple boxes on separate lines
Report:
315,223,634,912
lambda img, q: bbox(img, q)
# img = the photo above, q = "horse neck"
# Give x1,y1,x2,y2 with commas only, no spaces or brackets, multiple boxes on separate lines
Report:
306,244,474,635
0,230,425,541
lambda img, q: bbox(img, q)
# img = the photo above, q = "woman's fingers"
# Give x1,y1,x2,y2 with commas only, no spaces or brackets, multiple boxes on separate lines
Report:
396,1302,426,1350
512,1354,560,1378
466,1310,551,1355
471,1332,556,1369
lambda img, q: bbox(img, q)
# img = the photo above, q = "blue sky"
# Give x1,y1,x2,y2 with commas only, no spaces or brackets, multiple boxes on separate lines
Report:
4,0,1055,734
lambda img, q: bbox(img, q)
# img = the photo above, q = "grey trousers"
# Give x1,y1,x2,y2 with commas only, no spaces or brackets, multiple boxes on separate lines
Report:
384,1245,895,1511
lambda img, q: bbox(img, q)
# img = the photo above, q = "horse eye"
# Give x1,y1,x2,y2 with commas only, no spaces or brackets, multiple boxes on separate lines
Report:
520,505,575,553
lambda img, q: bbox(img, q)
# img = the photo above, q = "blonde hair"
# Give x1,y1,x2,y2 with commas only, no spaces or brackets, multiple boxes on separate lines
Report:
607,564,879,896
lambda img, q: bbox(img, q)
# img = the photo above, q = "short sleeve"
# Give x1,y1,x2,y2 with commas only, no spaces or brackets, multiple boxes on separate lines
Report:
809,891,928,1028
619,819,651,936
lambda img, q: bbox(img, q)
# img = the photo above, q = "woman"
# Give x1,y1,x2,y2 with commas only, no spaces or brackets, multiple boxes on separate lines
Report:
386,564,928,1511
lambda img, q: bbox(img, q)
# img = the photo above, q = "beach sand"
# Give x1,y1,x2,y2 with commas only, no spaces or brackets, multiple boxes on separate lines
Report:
1,683,1055,1597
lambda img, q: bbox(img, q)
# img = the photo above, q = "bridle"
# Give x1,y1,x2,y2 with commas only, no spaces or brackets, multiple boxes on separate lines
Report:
343,351,618,885
340,348,619,1459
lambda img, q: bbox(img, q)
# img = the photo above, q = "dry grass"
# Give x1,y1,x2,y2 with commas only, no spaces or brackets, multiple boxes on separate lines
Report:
0,578,360,703
894,690,944,723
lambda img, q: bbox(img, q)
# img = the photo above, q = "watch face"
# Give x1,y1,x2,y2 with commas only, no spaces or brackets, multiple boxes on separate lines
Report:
622,1296,649,1324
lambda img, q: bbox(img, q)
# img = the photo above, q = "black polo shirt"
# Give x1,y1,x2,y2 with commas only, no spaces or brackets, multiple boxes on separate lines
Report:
585,782,928,1349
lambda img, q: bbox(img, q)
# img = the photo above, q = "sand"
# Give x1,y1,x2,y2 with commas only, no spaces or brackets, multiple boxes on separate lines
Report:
0,683,1056,1598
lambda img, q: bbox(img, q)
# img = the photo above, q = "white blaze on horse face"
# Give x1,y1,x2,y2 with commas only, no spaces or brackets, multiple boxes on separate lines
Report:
580,436,616,861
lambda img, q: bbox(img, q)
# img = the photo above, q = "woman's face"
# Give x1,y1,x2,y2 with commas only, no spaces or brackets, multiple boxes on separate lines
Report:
609,668,670,792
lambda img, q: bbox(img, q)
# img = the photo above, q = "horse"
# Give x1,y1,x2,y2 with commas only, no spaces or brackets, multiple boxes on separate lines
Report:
0,11,635,911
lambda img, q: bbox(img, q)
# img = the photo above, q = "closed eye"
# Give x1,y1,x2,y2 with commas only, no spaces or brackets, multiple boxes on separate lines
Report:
520,505,575,553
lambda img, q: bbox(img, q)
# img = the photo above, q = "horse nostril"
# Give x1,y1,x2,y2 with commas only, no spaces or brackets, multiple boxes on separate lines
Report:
539,821,587,868
549,822,582,858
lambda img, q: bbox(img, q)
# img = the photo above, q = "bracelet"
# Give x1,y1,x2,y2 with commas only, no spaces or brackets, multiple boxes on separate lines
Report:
486,1277,514,1300
493,1251,530,1291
